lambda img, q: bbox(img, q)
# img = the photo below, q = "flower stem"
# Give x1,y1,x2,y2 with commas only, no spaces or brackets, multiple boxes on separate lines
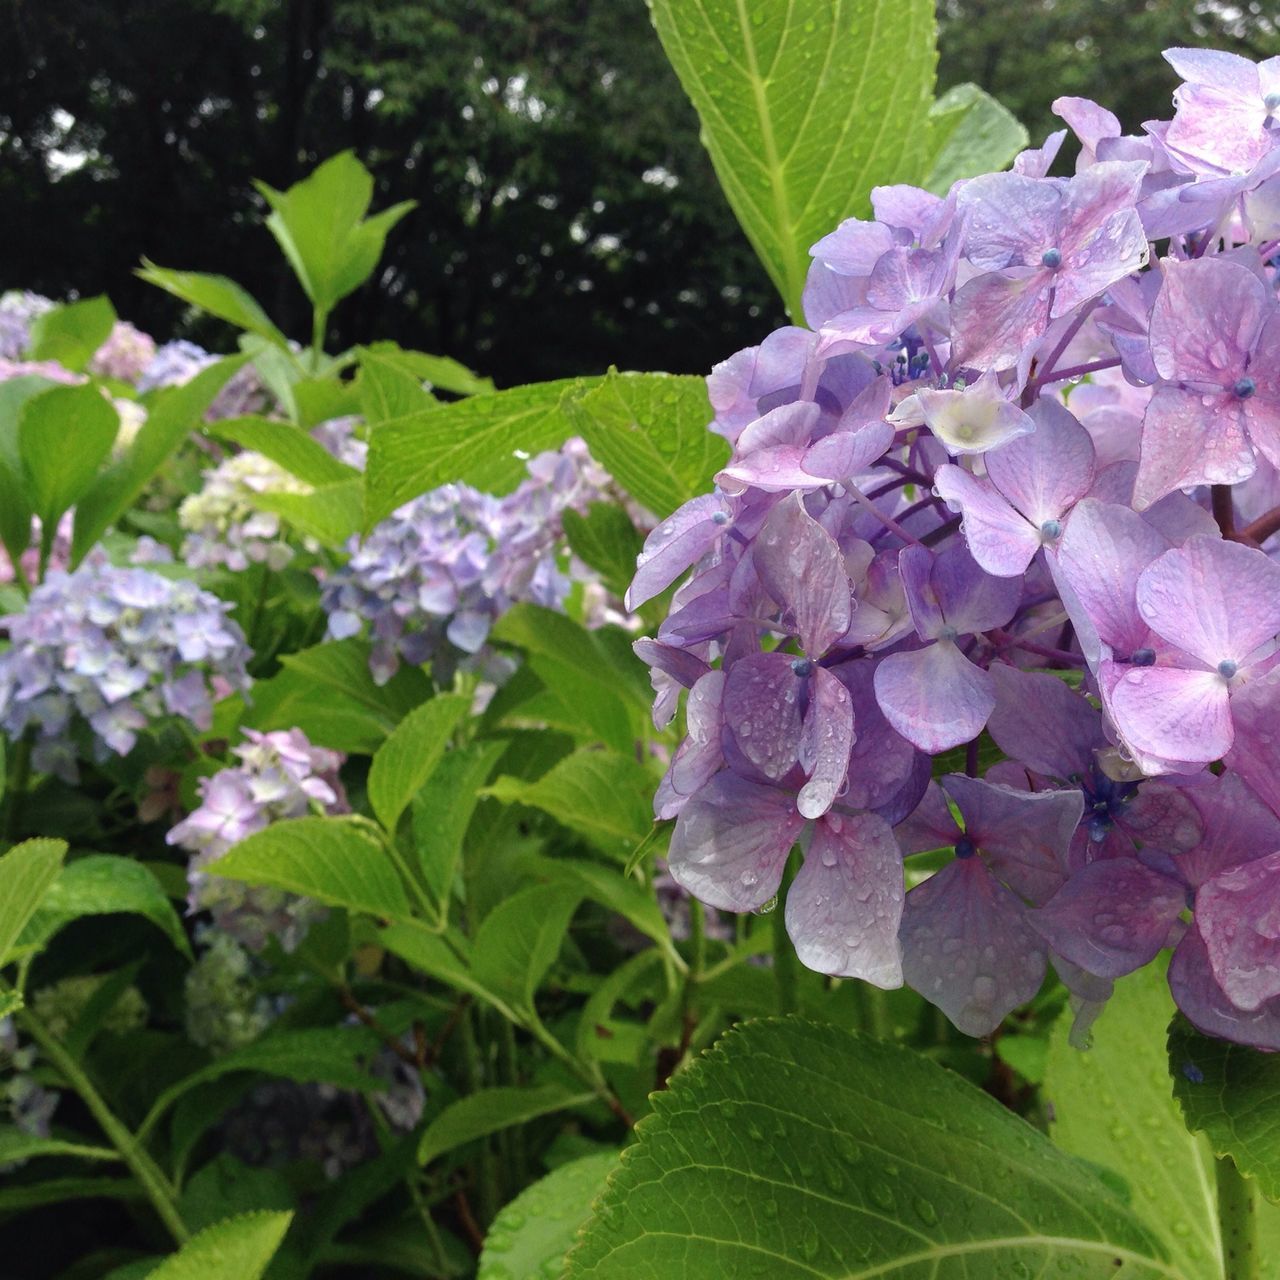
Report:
1212,485,1236,538
1216,1156,1259,1280
16,998,188,1243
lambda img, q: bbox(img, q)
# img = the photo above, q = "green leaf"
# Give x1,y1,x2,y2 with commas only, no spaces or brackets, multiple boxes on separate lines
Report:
23,855,192,959
376,922,501,1012
364,377,594,526
255,479,365,547
1046,965,1222,1277
72,354,251,564
255,151,416,316
368,694,471,832
418,1084,592,1165
0,377,48,566
205,415,357,486
145,1211,292,1280
293,375,362,428
27,295,117,371
362,341,494,398
137,261,291,351
472,883,582,1013
562,503,645,601
1170,1019,1280,1203
924,83,1029,193
485,750,654,863
357,348,435,424
647,0,937,319
562,372,725,517
567,1016,1174,1278
208,817,411,920
479,1151,619,1280
411,742,507,916
0,838,67,963
20,383,120,529
0,1127,119,1165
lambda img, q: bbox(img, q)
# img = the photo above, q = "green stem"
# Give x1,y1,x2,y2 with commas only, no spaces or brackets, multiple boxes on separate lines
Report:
525,1012,633,1127
2,732,33,842
1217,1156,1259,1280
458,1006,498,1225
16,1000,188,1243
311,306,329,369
853,982,891,1039
773,854,800,1016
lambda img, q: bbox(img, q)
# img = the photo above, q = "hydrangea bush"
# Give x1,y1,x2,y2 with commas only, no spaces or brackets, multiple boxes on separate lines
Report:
3,18,1280,1280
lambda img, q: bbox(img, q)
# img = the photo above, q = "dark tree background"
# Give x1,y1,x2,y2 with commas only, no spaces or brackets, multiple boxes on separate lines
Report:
1,0,1275,387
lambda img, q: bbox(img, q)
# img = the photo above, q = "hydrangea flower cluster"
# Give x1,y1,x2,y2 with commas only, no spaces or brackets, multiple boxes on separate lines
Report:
168,728,347,952
0,1018,56,1139
89,320,157,384
635,46,1280,1048
179,451,313,571
322,437,610,683
140,338,271,419
184,927,277,1054
0,559,251,781
0,290,54,360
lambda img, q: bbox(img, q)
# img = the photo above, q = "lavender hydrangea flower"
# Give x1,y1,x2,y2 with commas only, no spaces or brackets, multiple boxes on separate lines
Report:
89,320,156,384
0,291,54,360
169,728,347,952
0,559,251,780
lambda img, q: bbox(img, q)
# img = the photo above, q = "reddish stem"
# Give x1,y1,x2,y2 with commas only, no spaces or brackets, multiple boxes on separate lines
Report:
1237,502,1280,546
1212,484,1236,538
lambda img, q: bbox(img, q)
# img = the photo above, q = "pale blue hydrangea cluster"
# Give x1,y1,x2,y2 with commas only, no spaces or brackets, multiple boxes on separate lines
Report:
0,559,251,781
322,438,610,683
168,728,347,952
0,290,54,360
139,338,271,419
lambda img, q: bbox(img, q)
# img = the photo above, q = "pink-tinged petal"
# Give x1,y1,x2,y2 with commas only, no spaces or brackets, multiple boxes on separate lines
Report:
871,185,946,239
722,652,804,782
717,445,827,495
956,172,1061,270
1031,859,1186,978
1115,781,1203,857
670,670,725,797
1141,489,1220,545
926,541,1023,636
1013,130,1066,179
1149,257,1264,385
797,666,854,820
1167,85,1271,174
786,812,904,986
987,663,1100,781
801,419,894,480
1168,923,1280,1051
894,779,961,855
934,465,1041,577
747,327,819,399
1053,164,1149,315
1053,497,1168,658
943,774,1083,904
735,400,821,454
832,659,919,810
632,638,709,690
667,773,804,912
1136,536,1280,667
986,398,1096,527
1179,771,1280,888
753,493,852,656
1134,385,1255,510
1164,47,1261,94
627,494,729,610
1197,850,1280,1011
901,858,1047,1036
1108,665,1233,765
916,368,1037,457
874,640,995,753
1052,96,1121,165
950,271,1052,371
1226,667,1280,820
809,218,897,276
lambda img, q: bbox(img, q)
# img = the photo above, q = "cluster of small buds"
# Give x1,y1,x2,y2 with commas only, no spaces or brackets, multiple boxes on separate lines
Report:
184,928,277,1054
179,452,313,572
322,437,610,684
636,47,1280,1048
88,320,157,384
0,291,54,360
31,974,148,1040
0,1019,56,1139
0,558,251,781
168,728,347,952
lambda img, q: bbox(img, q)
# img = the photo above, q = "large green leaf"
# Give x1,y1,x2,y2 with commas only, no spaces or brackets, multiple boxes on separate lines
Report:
22,855,191,959
72,354,252,563
205,415,357,486
357,347,436,424
485,750,655,863
0,377,49,567
472,883,582,1014
923,83,1029,193
562,372,726,517
255,480,365,547
1171,1020,1280,1203
648,0,937,319
0,838,67,964
27,295,117,371
136,261,292,350
20,383,120,531
1045,966,1221,1277
145,1211,292,1280
419,1084,592,1165
364,376,595,525
208,817,411,920
479,1151,619,1280
568,1017,1176,1278
361,340,494,398
367,694,471,833
255,151,415,317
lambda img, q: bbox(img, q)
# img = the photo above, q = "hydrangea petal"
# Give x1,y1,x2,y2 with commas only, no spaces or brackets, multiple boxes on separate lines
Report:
874,639,995,754
722,652,804,782
987,663,1100,781
934,466,1042,577
1196,850,1280,1011
796,666,855,820
1169,923,1280,1051
627,494,730,610
986,398,1096,528
1108,664,1233,764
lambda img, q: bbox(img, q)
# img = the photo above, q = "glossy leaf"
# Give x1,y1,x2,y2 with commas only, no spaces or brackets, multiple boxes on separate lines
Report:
357,348,435,424
0,838,67,963
368,693,471,833
136,261,291,350
206,415,357,486
568,1017,1173,1277
361,341,494,398
20,383,119,530
145,1211,292,1280
472,882,583,1013
648,0,936,319
924,83,1029,192
418,1084,592,1165
27,295,117,371
255,480,365,547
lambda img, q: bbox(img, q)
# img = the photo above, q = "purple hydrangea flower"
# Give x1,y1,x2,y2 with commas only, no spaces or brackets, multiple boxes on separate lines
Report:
89,321,157,384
